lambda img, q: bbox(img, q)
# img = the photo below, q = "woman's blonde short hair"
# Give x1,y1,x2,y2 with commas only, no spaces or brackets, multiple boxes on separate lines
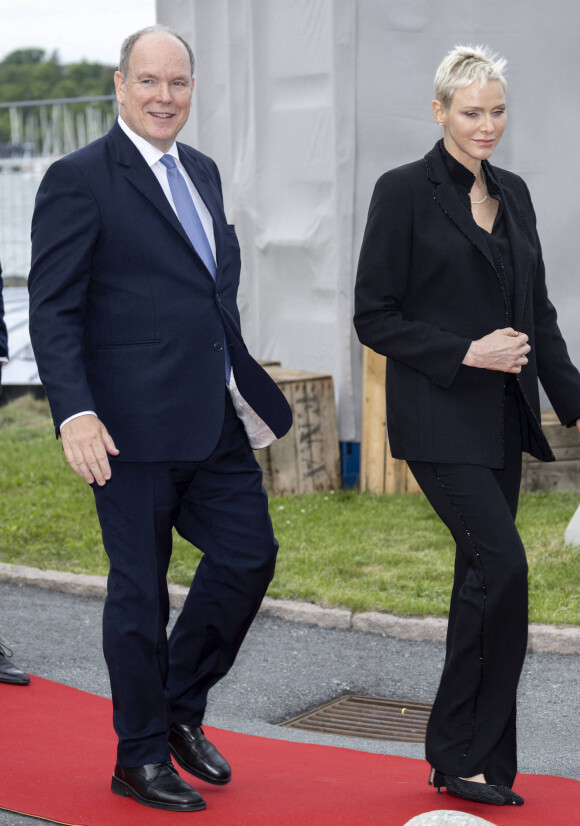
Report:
434,45,507,109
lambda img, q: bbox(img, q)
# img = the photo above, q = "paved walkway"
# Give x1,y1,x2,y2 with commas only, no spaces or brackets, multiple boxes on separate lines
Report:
2,561,579,654
1,572,579,826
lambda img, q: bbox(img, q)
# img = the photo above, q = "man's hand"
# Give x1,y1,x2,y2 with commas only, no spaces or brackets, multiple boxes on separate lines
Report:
463,327,531,373
576,419,580,436
60,415,119,485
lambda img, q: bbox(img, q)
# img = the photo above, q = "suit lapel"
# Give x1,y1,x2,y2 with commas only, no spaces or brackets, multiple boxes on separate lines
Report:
109,124,193,250
178,147,227,285
425,143,532,326
425,145,495,272
432,181,496,272
108,124,219,284
497,181,532,331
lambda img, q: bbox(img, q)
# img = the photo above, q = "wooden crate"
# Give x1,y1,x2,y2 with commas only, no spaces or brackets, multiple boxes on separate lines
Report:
255,366,341,495
360,347,422,495
522,411,580,491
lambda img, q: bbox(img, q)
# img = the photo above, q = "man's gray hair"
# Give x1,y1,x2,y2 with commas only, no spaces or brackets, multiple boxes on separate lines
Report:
434,44,507,110
119,25,195,78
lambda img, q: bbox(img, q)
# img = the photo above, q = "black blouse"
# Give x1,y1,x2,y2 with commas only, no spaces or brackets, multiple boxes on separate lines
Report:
439,140,516,321
439,141,521,395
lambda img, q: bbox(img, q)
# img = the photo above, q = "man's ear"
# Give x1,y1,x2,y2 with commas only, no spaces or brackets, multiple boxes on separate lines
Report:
114,71,126,105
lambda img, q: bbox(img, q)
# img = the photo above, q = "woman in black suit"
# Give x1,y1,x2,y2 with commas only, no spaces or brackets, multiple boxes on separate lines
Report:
354,45,580,807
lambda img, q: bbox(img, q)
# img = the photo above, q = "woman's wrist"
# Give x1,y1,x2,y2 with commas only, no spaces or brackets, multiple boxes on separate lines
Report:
462,341,478,367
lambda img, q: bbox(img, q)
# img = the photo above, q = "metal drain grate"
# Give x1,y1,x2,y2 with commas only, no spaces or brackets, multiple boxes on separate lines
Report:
280,694,432,743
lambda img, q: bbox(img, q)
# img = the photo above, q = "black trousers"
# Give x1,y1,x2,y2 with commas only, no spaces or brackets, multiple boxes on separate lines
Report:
92,391,278,767
408,391,527,787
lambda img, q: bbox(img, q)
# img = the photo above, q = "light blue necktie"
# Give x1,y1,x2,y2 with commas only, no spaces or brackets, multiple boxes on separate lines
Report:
160,153,230,381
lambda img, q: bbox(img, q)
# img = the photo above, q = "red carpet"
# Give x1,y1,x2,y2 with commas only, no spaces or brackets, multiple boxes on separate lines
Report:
1,677,578,825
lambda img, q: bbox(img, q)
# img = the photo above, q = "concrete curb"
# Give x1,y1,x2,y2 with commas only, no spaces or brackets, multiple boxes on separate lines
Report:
1,561,579,655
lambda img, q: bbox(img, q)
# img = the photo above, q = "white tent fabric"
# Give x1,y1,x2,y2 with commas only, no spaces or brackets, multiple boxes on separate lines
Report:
157,0,357,438
157,0,580,440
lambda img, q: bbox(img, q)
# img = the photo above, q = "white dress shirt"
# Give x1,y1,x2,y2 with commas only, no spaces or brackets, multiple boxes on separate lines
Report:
61,117,276,450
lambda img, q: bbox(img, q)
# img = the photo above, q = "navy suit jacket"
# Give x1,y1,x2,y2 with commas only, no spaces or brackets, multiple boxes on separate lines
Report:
354,141,580,467
29,122,291,461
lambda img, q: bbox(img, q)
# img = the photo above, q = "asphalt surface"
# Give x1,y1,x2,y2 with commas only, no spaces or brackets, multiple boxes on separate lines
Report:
1,581,579,825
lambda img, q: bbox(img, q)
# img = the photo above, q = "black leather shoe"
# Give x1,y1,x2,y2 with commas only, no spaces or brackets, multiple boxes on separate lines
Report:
0,646,30,685
111,761,206,811
169,724,232,785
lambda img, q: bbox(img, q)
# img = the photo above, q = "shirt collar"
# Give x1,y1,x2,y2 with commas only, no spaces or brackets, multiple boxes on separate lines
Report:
438,138,500,196
117,116,179,167
438,139,475,192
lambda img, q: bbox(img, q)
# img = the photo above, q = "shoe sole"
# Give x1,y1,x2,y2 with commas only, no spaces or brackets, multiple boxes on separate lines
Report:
169,743,232,786
446,787,505,806
111,775,207,811
0,676,31,685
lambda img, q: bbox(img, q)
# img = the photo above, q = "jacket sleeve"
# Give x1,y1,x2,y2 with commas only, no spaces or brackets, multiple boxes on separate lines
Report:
28,158,99,429
523,182,580,426
353,169,471,388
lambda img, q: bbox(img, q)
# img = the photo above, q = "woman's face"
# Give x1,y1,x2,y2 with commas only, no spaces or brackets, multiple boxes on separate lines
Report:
433,80,507,171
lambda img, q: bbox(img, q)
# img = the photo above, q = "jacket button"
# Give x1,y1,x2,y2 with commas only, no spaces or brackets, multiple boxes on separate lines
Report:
213,342,223,351
216,293,221,303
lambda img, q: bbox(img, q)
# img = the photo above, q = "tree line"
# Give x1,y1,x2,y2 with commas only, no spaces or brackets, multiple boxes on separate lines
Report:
0,48,116,145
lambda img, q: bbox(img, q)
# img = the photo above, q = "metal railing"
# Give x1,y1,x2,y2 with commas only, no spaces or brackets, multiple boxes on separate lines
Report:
0,95,117,278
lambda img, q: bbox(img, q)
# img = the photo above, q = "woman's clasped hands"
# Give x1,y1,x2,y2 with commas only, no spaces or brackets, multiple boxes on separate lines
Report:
463,327,531,373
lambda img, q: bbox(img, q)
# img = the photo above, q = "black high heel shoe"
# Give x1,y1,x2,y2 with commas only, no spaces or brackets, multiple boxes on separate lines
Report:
491,785,524,806
429,768,506,806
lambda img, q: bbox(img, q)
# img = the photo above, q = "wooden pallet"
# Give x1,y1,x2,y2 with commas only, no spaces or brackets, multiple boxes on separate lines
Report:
522,411,580,491
360,347,421,495
255,366,341,495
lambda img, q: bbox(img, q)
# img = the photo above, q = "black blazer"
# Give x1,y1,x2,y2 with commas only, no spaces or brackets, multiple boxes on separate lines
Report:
354,141,580,467
29,122,291,461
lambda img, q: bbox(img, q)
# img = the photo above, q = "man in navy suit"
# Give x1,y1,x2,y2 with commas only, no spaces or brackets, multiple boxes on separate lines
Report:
29,26,291,813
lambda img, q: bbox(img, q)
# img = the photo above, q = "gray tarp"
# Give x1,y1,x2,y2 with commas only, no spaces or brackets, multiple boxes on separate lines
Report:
159,0,580,439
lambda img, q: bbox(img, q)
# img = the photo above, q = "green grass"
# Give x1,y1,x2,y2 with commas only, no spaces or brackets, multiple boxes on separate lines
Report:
1,395,578,625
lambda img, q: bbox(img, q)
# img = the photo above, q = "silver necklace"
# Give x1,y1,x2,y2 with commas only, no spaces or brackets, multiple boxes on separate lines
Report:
471,171,489,204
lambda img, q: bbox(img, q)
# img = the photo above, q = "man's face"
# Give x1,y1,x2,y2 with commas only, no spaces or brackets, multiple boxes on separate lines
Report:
114,32,194,152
